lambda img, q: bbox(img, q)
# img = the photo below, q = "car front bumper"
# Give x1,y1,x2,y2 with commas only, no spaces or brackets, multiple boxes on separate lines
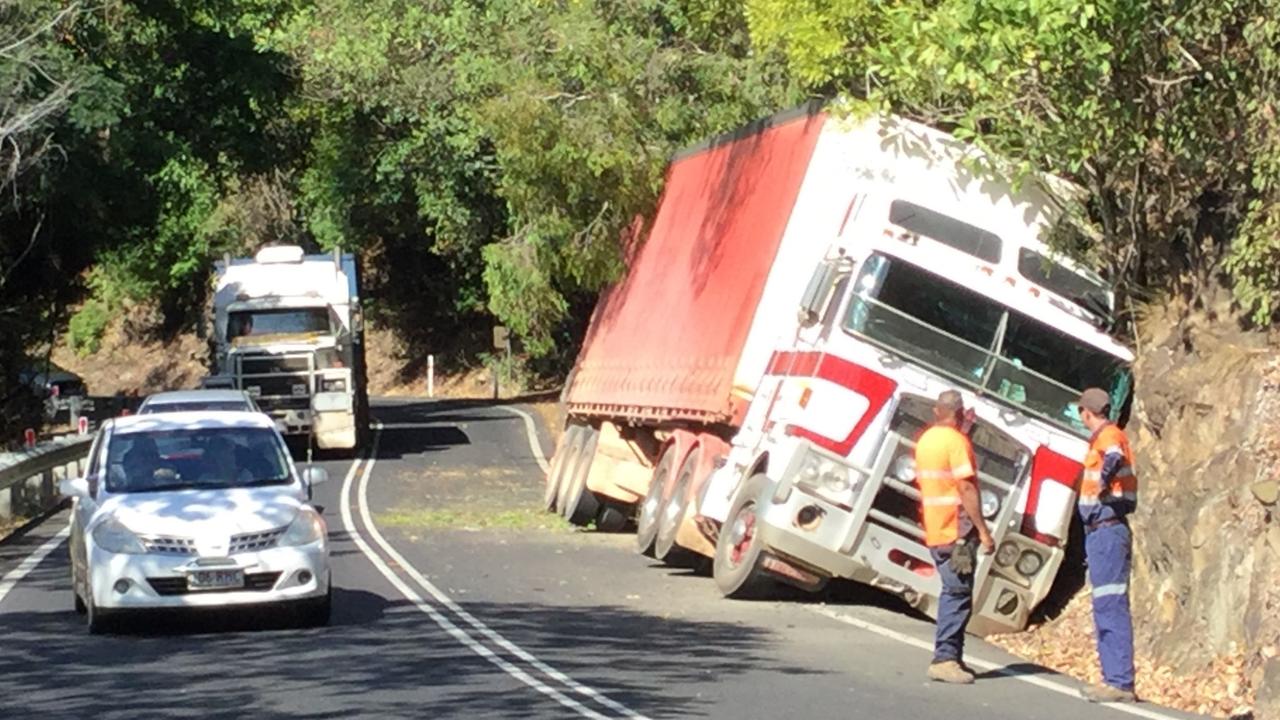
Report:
88,540,329,611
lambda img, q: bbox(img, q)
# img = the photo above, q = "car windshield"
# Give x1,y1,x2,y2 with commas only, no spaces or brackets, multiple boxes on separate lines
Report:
229,307,332,339
105,427,291,493
140,401,251,414
843,253,1132,435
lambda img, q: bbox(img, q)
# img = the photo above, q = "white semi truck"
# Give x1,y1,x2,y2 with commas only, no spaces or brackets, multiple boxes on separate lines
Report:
209,245,369,451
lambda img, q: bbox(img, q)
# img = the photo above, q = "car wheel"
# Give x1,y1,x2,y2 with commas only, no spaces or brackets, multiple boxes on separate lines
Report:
85,590,115,635
299,586,332,628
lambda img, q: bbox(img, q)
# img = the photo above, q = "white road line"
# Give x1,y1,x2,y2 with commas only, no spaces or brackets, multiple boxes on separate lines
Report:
495,405,552,473
0,525,70,608
806,606,1184,720
342,426,640,720
502,404,1183,720
359,421,647,720
376,422,461,431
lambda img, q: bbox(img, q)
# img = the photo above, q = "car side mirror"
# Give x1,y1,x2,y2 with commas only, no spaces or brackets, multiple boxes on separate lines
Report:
302,466,330,487
59,476,91,499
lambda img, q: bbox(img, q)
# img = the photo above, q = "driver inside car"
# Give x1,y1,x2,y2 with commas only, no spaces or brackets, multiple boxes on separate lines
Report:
121,438,170,489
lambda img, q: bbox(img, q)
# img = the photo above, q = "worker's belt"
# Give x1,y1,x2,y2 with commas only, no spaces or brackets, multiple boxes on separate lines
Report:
1086,517,1128,533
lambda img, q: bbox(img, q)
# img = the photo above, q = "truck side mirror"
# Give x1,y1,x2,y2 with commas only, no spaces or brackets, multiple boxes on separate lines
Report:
798,259,840,328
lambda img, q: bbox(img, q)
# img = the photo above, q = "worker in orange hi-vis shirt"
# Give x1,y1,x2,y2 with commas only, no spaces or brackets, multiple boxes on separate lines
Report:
915,390,994,685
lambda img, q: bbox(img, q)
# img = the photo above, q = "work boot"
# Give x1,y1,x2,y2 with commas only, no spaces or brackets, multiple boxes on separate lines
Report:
927,660,975,685
1080,683,1137,703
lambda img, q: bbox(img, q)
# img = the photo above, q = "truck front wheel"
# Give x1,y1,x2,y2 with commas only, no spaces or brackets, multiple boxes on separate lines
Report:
713,473,775,600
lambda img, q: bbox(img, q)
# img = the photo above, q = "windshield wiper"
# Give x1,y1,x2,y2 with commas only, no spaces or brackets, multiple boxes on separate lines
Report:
237,477,292,487
127,482,204,493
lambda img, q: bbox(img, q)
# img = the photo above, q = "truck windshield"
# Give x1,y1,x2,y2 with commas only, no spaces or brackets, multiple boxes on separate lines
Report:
843,253,1131,435
229,308,332,339
1018,249,1113,319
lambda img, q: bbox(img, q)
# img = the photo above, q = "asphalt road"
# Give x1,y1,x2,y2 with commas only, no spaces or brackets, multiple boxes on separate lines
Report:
0,399,1204,720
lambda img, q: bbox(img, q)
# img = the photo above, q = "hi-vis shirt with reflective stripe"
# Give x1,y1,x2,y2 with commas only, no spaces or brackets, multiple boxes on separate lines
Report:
915,425,977,547
1079,423,1138,526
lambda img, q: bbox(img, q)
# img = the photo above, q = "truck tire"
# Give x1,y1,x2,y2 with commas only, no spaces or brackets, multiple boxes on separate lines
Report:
595,503,630,533
635,445,678,556
560,427,600,526
555,427,588,515
544,426,581,513
654,448,700,561
713,473,775,600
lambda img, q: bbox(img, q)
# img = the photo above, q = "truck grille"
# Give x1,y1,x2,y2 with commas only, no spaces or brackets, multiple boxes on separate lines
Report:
869,393,1030,542
146,572,283,596
240,355,312,374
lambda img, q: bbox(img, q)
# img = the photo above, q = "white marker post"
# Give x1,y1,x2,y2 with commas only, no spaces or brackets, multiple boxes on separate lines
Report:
427,354,435,398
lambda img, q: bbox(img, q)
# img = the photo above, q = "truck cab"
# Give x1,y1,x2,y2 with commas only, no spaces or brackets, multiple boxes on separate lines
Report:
699,118,1134,636
209,246,368,451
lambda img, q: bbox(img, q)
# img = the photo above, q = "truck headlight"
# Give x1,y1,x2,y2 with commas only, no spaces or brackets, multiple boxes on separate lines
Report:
92,517,147,555
891,454,916,483
321,378,347,393
797,453,858,503
1016,550,1044,577
995,541,1019,567
279,508,326,547
980,488,1000,519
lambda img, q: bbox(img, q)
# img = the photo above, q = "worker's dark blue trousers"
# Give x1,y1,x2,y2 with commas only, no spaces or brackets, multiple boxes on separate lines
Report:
1086,522,1135,691
929,542,974,663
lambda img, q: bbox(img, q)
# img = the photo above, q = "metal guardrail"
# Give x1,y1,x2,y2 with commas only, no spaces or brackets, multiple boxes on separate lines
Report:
0,437,92,529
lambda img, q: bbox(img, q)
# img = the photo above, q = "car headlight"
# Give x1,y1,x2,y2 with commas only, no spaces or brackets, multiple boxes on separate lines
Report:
279,508,326,547
891,454,916,483
1016,549,1044,577
980,488,1000,519
995,541,1019,567
91,517,147,555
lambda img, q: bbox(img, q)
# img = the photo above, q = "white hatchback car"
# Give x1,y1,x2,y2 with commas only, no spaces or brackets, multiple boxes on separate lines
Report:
62,411,332,633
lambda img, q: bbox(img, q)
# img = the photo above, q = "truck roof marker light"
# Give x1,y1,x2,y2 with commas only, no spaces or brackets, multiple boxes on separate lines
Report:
979,266,994,276
798,386,812,408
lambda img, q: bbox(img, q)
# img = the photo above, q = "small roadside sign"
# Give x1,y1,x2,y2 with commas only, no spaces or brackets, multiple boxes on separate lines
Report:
493,325,510,350
78,416,89,435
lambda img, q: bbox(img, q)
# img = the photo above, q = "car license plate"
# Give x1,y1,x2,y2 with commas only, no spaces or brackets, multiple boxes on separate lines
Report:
188,568,244,591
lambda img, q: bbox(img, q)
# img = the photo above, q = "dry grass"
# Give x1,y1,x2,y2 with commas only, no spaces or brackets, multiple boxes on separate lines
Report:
990,591,1257,718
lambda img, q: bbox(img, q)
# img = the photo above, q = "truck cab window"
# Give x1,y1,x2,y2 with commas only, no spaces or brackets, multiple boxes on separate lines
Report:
889,200,1002,263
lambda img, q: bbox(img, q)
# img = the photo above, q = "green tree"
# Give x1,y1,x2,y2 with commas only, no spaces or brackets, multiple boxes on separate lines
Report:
747,0,1280,321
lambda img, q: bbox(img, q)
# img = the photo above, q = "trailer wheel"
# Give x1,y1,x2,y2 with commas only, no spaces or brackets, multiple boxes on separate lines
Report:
560,427,600,527
635,445,678,556
543,426,581,513
555,427,588,514
713,473,775,600
596,503,629,533
654,448,700,561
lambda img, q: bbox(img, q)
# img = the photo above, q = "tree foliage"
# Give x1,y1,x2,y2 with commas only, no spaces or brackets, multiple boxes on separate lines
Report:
746,0,1280,321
